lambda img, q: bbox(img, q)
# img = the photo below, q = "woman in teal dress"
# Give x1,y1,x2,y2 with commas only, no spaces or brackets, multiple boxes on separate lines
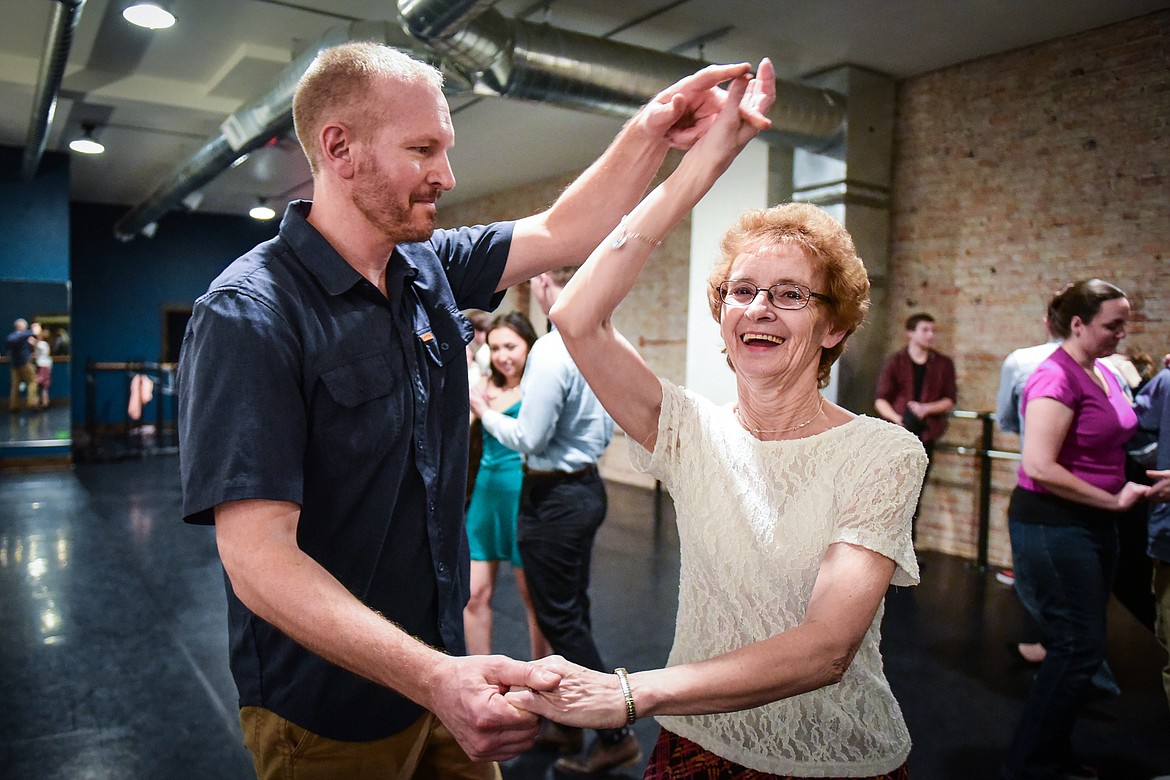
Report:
464,311,551,660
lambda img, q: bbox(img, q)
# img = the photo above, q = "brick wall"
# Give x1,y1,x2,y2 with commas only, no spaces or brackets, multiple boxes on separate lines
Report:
891,10,1169,562
440,11,1169,561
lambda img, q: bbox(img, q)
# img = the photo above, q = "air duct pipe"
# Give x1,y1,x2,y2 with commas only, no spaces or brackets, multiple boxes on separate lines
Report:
21,0,86,181
112,20,429,241
397,0,846,149
115,3,847,240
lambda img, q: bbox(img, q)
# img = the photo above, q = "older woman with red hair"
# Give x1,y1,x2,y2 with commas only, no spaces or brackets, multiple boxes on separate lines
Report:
506,60,925,780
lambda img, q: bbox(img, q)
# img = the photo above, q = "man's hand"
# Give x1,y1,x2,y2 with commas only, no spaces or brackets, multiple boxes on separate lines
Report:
427,655,561,762
1147,469,1170,502
639,60,775,150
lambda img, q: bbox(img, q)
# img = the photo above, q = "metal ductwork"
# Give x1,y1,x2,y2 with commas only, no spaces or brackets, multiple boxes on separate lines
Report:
114,2,846,240
21,0,86,182
397,0,846,149
398,0,498,40
112,20,429,242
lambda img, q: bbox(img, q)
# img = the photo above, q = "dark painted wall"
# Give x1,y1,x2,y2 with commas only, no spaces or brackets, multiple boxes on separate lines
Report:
70,203,277,425
0,146,70,282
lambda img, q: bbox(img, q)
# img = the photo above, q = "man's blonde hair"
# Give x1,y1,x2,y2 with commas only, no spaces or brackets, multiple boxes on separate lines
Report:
292,43,443,175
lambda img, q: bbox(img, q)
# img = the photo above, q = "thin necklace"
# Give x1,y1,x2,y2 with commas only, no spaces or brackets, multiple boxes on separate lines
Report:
737,395,825,435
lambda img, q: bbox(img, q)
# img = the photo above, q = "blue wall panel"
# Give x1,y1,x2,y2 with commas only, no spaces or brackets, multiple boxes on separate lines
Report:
0,146,70,283
70,203,277,424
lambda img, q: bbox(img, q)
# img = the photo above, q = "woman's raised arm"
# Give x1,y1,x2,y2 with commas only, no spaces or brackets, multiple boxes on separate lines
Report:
550,59,775,450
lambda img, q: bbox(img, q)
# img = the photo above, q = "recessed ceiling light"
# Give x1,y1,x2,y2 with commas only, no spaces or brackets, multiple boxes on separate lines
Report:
69,137,105,154
122,3,176,30
69,125,105,154
249,199,276,221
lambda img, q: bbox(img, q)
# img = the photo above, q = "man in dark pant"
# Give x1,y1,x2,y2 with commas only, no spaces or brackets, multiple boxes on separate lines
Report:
518,468,607,672
474,267,639,775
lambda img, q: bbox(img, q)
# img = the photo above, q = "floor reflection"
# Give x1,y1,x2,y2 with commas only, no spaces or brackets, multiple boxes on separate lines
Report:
1,406,71,445
1,458,1168,779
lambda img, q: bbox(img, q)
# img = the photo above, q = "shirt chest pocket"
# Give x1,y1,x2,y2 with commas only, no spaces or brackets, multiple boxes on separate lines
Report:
321,354,400,407
316,354,407,454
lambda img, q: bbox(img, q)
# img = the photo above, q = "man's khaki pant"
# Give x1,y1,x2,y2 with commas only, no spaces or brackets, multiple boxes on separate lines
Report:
239,706,501,780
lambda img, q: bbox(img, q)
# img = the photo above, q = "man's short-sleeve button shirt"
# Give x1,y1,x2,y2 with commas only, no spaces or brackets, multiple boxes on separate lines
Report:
178,201,511,740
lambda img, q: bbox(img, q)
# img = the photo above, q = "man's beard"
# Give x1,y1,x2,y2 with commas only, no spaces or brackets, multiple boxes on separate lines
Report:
351,161,437,245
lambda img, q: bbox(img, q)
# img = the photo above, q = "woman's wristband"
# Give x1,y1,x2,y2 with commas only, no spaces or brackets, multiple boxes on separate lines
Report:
615,667,637,724
611,215,663,250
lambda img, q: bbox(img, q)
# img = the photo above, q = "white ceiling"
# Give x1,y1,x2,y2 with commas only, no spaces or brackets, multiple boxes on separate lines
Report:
2,0,1166,234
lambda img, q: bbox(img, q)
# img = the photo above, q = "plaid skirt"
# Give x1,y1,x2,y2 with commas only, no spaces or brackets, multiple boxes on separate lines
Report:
644,729,910,780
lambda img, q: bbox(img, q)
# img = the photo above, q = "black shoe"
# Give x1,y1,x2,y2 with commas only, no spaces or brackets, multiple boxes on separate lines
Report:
534,719,584,754
554,733,642,776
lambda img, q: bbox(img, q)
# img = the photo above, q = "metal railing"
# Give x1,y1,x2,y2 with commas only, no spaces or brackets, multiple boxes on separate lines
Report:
83,360,179,461
934,409,1019,570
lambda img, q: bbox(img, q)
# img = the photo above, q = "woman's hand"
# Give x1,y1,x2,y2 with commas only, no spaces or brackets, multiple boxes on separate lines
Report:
1115,481,1152,511
469,386,489,418
504,655,630,729
641,59,775,150
680,59,776,161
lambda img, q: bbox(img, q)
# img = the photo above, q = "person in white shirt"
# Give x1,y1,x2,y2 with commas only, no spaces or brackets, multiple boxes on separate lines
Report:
506,65,924,779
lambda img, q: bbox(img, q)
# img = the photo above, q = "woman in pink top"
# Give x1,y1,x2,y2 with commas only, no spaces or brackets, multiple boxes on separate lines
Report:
1002,279,1150,780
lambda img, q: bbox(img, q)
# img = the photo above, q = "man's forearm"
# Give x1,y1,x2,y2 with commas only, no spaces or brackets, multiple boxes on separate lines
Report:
215,501,450,711
501,121,669,290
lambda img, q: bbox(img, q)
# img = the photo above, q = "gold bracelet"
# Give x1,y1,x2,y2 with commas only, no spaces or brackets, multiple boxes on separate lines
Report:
611,216,663,250
614,667,637,724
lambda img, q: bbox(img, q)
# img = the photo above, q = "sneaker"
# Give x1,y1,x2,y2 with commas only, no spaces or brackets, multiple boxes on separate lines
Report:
533,719,584,754
554,733,642,776
995,568,1015,586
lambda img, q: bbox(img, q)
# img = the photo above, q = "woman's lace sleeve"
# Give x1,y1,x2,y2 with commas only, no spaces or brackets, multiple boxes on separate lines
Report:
835,426,927,586
627,377,685,492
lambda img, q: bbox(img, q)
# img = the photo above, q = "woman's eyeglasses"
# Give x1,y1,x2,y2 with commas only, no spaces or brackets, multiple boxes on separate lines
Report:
714,280,831,310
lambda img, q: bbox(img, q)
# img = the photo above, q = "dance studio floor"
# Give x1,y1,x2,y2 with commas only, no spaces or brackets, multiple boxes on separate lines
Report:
2,455,1168,779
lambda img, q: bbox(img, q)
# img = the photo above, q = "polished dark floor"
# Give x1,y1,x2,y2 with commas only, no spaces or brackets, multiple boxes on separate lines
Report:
1,406,71,445
2,456,1168,780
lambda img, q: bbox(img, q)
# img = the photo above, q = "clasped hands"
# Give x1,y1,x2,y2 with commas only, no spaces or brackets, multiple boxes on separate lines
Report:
505,654,633,730
639,57,776,150
434,654,628,763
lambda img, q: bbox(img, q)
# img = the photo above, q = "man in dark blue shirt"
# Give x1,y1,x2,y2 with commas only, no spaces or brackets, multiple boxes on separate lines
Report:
7,318,37,412
1135,363,1170,710
179,41,767,778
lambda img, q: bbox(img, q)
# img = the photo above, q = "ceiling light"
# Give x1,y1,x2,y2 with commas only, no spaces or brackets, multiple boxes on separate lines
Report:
68,124,105,155
249,198,276,221
122,3,176,30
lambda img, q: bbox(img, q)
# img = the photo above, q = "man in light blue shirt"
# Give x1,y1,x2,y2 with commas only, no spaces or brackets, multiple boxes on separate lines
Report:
473,266,635,776
995,337,1060,438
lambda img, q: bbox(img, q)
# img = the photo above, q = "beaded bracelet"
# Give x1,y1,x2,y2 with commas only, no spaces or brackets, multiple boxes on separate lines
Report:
614,667,637,724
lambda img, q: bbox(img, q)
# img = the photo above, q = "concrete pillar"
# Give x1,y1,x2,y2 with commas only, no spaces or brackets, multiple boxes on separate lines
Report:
793,66,896,414
684,139,776,406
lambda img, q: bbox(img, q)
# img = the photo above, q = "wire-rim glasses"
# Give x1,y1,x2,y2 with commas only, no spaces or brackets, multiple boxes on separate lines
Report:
714,280,832,310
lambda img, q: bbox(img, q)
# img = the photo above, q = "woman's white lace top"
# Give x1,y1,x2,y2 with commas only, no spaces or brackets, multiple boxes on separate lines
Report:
629,379,926,777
